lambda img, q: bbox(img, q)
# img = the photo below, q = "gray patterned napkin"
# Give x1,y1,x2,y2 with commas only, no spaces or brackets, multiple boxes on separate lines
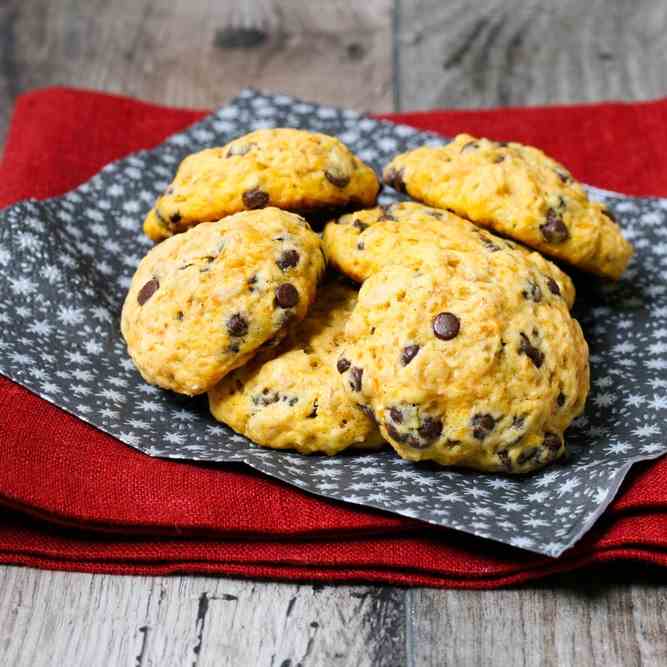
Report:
1,89,665,557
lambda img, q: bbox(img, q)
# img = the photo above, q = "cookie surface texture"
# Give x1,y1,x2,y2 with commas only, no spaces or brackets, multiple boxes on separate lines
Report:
323,202,576,309
208,280,384,454
383,134,633,279
122,208,325,395
144,128,380,240
337,264,589,473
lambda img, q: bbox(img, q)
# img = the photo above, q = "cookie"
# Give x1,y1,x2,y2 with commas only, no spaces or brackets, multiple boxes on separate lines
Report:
383,134,633,279
144,128,381,241
208,281,384,455
337,264,589,473
323,202,576,309
121,208,326,395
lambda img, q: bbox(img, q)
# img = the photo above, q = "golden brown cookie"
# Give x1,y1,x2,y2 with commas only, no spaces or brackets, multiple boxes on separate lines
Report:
208,280,384,455
121,208,325,395
383,134,633,279
323,202,576,309
337,264,589,473
144,128,380,240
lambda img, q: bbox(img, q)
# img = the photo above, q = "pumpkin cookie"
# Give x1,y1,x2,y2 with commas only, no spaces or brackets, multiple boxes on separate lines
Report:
121,208,325,395
337,264,589,473
323,202,575,309
145,128,380,241
208,280,384,455
383,135,633,279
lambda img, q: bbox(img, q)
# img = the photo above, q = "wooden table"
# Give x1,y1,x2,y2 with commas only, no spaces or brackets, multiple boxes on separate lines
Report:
1,1,667,665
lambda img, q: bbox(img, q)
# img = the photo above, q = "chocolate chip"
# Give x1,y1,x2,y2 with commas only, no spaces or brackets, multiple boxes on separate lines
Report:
288,396,298,406
252,390,280,407
471,413,495,440
276,249,300,270
497,450,512,470
522,281,542,303
479,233,501,252
557,392,566,407
400,344,420,366
384,166,407,194
227,313,248,337
546,277,561,296
418,416,443,441
243,188,269,209
512,415,525,430
389,406,403,423
493,155,505,164
170,211,181,224
555,170,571,183
349,367,363,392
460,141,478,153
603,208,617,223
247,274,257,291
385,422,406,443
137,277,159,305
543,432,562,452
176,310,184,321
274,283,299,308
378,206,397,222
325,170,350,188
352,219,368,232
516,447,538,465
358,404,376,422
428,210,443,220
519,333,545,368
337,358,351,374
154,208,169,229
433,312,460,340
356,241,365,251
307,400,319,418
540,209,569,243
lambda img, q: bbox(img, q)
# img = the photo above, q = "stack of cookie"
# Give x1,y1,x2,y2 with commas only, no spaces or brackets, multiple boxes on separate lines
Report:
122,128,634,474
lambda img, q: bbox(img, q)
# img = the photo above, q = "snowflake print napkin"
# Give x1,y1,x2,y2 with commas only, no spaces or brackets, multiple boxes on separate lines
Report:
0,89,666,558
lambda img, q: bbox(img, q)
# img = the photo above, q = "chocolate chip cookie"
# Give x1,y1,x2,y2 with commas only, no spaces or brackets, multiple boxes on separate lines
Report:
383,134,633,279
122,208,326,395
144,128,381,241
337,264,589,473
323,202,576,309
208,280,384,454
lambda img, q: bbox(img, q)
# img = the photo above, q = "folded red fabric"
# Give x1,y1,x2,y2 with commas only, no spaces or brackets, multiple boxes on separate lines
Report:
1,87,666,588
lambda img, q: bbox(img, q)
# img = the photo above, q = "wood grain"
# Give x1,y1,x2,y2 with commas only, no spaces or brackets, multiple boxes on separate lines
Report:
410,567,667,667
0,0,393,149
0,567,406,667
396,0,667,110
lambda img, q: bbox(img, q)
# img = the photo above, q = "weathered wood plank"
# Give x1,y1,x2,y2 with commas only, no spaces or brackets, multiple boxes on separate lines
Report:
409,566,667,667
0,566,406,667
0,0,393,150
396,0,667,110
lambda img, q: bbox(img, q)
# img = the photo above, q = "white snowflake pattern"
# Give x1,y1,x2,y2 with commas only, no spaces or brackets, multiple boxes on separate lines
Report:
27,319,53,336
632,424,661,438
57,306,85,326
9,276,37,295
84,340,104,356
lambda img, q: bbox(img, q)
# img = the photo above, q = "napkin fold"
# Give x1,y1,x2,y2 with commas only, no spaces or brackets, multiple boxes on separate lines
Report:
1,87,667,588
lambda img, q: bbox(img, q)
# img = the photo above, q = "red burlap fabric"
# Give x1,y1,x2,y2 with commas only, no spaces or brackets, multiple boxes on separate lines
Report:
1,87,666,588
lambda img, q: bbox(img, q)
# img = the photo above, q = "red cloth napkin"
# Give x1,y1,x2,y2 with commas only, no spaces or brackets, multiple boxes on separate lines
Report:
1,87,667,588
